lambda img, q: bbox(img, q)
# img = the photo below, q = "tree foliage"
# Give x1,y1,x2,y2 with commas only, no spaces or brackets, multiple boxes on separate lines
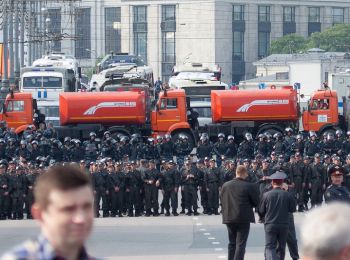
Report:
269,34,308,54
269,24,350,54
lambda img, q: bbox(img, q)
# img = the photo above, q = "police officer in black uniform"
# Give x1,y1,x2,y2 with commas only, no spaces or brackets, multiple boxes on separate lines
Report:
197,134,213,160
238,133,254,160
324,165,350,204
142,160,160,216
204,159,221,215
214,133,228,167
0,163,10,219
159,160,180,216
259,171,296,260
181,160,199,216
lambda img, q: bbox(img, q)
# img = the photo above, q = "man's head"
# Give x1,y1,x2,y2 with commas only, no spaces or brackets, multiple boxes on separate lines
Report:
32,165,94,251
301,203,350,260
329,166,344,186
235,165,248,179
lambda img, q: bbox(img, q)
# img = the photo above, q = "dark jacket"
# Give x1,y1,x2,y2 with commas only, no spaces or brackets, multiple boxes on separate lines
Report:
259,188,296,226
220,178,260,224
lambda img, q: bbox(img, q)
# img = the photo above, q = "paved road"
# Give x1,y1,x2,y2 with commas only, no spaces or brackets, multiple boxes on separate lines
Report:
0,213,304,260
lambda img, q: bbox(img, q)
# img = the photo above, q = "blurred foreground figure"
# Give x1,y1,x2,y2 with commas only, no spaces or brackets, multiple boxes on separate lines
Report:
301,203,350,260
1,165,96,260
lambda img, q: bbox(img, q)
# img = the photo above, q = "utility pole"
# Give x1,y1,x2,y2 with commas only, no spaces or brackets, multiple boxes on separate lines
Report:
1,0,9,96
14,0,20,88
8,0,14,84
20,1,25,67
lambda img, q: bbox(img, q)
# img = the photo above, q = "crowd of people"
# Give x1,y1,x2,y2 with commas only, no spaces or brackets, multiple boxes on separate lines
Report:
0,120,350,221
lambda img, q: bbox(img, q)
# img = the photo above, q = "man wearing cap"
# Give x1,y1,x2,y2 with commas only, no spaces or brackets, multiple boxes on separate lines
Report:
158,161,180,216
259,171,296,260
343,154,350,191
204,159,221,215
220,165,259,260
143,160,160,216
309,154,325,207
289,152,305,212
8,165,26,219
325,166,350,204
0,162,10,219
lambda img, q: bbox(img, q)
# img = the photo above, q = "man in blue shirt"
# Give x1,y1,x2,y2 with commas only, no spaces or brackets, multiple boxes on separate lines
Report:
1,165,96,260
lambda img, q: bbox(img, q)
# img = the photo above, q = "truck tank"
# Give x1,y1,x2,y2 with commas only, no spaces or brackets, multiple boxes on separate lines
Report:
60,91,146,125
211,86,298,123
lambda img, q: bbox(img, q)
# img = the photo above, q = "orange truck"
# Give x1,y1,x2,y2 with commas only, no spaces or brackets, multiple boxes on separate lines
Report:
0,86,345,145
208,86,345,137
0,89,197,147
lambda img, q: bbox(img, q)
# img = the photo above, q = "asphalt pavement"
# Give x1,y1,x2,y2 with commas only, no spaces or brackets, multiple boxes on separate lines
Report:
0,213,304,260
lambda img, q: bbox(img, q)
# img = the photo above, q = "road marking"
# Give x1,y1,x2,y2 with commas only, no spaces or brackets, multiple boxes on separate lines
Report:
192,217,199,220
208,237,216,240
204,233,211,236
215,248,223,251
196,223,203,226
199,228,206,231
218,256,226,259
212,241,220,245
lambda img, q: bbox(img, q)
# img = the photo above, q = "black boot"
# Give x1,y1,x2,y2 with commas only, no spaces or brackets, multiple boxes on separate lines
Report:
145,210,151,217
160,207,164,214
194,210,200,216
214,209,220,215
173,211,179,216
165,210,170,216
180,208,185,214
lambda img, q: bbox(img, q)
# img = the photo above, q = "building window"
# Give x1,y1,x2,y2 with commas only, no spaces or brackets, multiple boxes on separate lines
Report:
161,5,176,82
233,5,244,21
133,6,147,63
258,6,270,22
258,32,270,59
308,7,320,23
333,7,344,25
283,6,295,22
233,31,244,61
105,7,121,54
48,9,61,52
75,8,91,59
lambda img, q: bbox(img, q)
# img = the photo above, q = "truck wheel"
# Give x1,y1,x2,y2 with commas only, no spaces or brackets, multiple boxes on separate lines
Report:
173,131,195,152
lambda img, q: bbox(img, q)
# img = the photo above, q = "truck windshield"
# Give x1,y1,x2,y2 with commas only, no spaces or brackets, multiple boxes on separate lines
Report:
23,76,63,89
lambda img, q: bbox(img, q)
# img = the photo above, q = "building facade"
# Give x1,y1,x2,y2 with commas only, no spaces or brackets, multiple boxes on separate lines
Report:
47,0,350,84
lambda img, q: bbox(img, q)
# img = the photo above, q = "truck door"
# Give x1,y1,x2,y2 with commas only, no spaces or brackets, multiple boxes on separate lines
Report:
303,98,332,131
2,99,29,129
155,97,182,132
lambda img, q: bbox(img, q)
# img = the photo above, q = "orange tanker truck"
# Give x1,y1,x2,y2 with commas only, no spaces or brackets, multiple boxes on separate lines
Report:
0,86,346,145
207,85,345,137
0,89,197,147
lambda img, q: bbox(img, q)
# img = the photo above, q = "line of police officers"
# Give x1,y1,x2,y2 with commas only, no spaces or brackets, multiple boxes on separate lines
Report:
1,121,350,220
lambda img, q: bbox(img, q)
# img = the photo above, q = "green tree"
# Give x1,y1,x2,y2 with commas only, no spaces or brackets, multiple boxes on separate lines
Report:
308,24,350,52
269,34,308,54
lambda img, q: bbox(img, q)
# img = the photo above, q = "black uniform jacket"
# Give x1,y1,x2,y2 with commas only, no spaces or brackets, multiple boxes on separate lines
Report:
220,178,260,224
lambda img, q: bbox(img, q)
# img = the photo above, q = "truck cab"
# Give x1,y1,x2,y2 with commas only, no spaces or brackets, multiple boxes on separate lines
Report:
302,90,339,133
0,93,36,134
151,89,196,145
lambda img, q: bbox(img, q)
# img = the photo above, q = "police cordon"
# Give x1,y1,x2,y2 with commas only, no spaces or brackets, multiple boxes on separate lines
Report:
0,122,349,220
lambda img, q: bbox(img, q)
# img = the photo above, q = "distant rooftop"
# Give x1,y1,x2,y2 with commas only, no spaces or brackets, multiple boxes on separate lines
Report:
254,49,349,66
240,72,289,84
